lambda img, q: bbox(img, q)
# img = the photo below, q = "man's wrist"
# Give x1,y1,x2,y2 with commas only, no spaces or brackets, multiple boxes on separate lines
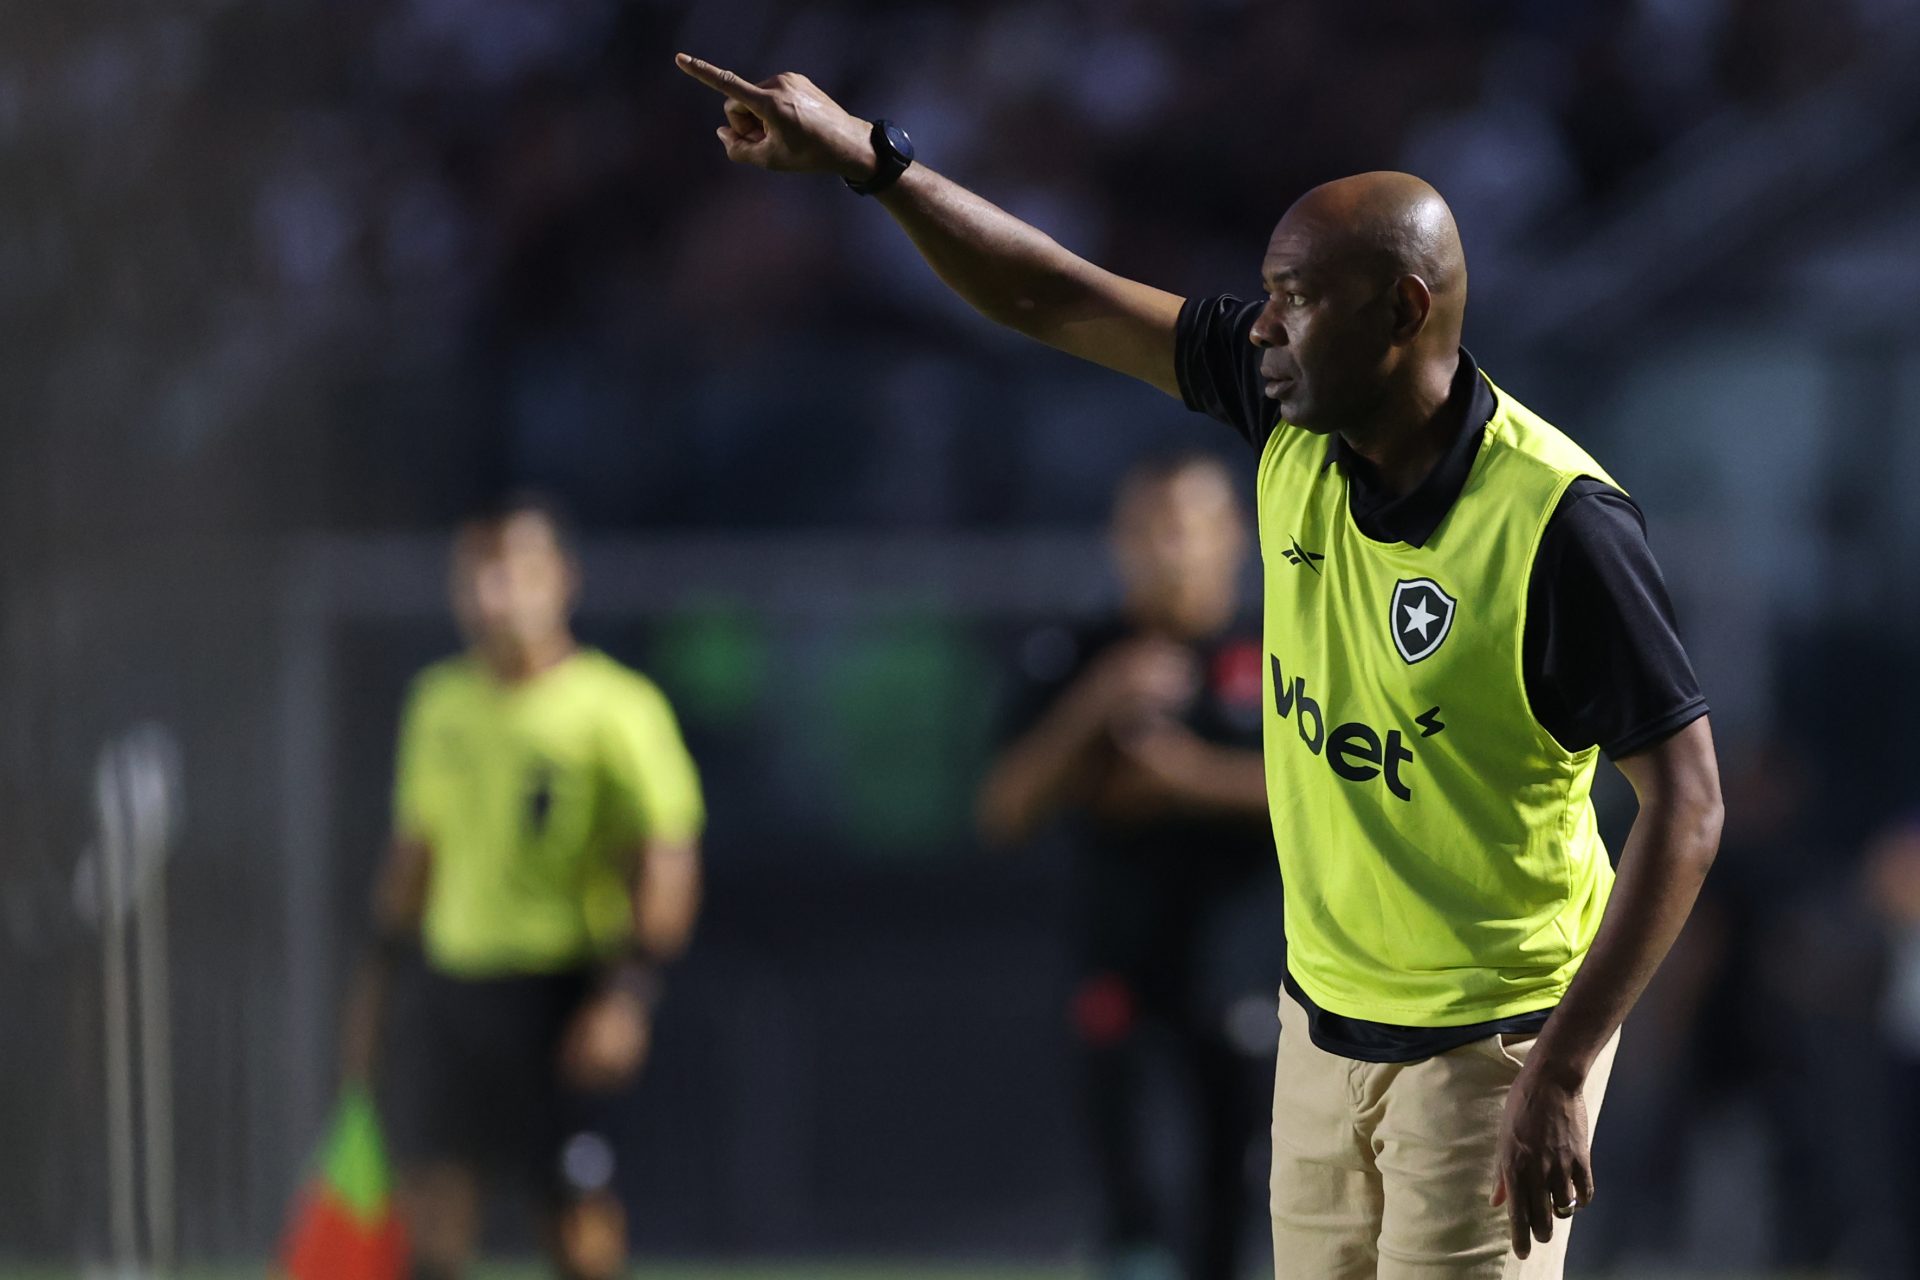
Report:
1521,1038,1593,1091
843,119,914,195
834,117,877,183
602,947,666,1008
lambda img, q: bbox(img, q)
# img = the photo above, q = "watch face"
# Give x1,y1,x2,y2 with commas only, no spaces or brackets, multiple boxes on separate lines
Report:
883,122,914,162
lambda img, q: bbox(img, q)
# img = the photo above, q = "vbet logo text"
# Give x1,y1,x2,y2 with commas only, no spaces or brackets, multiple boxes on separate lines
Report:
1268,652,1444,803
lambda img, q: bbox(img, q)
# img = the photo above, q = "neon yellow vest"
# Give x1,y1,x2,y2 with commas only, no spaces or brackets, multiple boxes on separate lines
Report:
1259,374,1619,1026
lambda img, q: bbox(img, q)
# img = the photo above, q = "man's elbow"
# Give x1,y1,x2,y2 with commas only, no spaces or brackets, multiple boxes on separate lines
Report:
1621,716,1724,878
971,294,1058,346
1671,776,1725,878
1690,801,1724,874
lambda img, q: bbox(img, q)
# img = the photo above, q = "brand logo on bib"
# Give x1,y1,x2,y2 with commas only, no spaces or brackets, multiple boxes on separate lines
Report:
1281,536,1324,573
1390,578,1456,664
1270,653,1435,802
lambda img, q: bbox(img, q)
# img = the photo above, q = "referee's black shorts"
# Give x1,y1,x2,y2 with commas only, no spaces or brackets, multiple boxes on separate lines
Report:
385,963,630,1200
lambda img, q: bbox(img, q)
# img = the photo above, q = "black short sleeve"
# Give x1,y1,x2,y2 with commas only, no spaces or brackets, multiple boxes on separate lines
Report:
1523,479,1708,758
1174,294,1278,450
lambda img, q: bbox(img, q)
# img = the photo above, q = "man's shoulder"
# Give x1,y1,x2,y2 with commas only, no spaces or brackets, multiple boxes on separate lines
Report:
407,655,479,710
1539,479,1653,573
1175,293,1280,450
1481,375,1623,495
567,650,676,717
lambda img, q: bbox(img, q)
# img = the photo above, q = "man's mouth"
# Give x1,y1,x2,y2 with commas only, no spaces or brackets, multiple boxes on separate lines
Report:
1262,375,1294,400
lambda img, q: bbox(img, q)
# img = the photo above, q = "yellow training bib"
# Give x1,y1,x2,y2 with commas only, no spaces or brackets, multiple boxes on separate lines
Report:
1259,374,1619,1026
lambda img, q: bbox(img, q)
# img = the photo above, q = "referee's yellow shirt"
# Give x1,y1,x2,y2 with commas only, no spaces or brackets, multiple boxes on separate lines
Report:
393,649,705,979
1260,373,1621,1027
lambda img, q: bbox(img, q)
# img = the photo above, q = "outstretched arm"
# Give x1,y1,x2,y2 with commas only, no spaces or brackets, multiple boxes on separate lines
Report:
675,54,1185,397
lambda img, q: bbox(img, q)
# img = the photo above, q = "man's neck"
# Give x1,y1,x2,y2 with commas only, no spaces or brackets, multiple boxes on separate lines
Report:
1336,351,1461,499
478,635,577,685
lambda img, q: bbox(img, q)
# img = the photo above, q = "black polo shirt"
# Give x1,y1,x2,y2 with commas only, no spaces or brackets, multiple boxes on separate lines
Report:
999,615,1280,1006
1176,294,1709,1062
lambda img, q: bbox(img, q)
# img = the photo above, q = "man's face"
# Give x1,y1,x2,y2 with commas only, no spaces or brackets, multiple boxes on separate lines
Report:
1247,210,1401,435
450,511,577,652
1112,464,1246,610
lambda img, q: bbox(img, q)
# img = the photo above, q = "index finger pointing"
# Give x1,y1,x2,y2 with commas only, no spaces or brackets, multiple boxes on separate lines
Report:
674,53,769,102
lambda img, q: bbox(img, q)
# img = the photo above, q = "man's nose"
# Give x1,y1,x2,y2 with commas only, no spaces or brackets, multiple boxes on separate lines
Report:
1249,303,1283,348
473,570,513,613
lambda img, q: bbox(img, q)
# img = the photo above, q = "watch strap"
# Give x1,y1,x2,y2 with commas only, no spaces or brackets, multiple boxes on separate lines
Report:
845,119,911,196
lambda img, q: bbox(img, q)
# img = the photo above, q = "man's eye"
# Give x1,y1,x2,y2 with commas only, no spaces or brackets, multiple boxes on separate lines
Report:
1286,293,1307,307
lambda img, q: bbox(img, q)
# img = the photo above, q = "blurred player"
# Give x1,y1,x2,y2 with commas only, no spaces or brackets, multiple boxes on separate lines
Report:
341,494,704,1280
678,54,1725,1279
979,453,1278,1280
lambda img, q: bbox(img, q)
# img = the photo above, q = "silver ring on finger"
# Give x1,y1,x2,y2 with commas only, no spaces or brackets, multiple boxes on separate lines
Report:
1551,1199,1579,1219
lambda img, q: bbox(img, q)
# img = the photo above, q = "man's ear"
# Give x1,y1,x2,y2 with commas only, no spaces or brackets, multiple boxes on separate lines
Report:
1391,274,1433,343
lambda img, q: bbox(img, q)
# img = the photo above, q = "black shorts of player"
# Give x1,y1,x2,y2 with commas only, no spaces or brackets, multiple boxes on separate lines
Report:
385,964,630,1203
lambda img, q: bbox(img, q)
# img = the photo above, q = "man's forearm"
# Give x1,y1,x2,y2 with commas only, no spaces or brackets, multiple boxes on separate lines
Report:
634,840,702,959
340,837,430,1084
1099,733,1269,822
676,54,1184,392
976,685,1107,845
1176,745,1269,817
599,842,700,1007
876,166,1182,393
875,166,1078,328
1530,791,1722,1084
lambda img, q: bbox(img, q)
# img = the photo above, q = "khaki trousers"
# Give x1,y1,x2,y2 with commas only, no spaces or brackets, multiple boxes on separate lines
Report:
1270,990,1620,1280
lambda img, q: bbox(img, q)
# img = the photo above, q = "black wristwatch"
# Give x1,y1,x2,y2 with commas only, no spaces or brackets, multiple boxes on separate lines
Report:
845,119,914,196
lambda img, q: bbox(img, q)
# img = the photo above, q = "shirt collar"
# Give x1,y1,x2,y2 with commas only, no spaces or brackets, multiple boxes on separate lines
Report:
1320,348,1495,548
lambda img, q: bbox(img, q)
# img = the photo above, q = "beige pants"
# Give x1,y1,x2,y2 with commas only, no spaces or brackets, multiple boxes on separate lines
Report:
1270,990,1620,1280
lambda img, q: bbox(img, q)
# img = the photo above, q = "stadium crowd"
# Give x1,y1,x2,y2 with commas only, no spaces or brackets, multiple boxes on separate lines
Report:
13,0,1891,536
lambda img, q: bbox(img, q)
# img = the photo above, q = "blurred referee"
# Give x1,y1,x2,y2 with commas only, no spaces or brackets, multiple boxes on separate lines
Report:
341,495,704,1280
678,55,1724,1278
979,453,1280,1280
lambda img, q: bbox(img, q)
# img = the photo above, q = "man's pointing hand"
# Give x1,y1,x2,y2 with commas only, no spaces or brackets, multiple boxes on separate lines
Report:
674,54,877,181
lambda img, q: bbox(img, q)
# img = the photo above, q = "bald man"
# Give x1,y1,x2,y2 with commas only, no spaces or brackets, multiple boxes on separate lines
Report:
677,56,1723,1280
